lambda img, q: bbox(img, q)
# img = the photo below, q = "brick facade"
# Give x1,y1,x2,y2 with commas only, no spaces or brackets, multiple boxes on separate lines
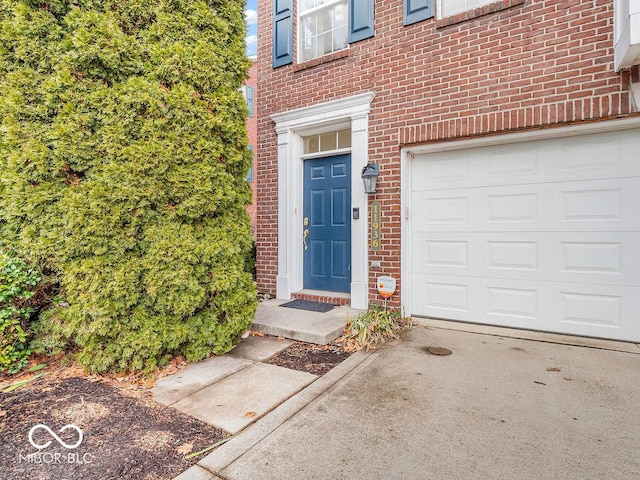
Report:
256,0,640,304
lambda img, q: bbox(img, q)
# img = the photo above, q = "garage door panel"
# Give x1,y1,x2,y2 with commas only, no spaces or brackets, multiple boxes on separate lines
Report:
411,275,552,328
412,232,640,286
556,283,640,341
411,274,640,341
412,129,640,191
411,178,640,232
408,127,640,342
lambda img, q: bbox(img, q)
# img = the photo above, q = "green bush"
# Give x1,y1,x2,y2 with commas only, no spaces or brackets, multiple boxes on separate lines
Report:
0,251,40,373
0,0,256,373
245,239,257,281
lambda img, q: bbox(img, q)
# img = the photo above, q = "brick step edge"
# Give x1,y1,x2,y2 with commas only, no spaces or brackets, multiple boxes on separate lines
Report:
291,292,350,307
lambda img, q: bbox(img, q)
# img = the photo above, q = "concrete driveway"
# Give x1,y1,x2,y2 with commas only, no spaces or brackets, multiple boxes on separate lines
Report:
188,323,640,480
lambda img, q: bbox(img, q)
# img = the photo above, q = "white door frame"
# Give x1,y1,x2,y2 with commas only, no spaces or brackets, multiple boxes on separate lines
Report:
401,116,640,316
271,92,375,309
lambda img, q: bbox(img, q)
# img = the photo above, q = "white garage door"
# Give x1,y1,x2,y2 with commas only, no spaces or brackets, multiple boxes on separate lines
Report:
409,127,640,342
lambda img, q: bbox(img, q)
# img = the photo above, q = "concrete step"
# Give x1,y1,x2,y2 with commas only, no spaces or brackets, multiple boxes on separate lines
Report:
251,299,362,345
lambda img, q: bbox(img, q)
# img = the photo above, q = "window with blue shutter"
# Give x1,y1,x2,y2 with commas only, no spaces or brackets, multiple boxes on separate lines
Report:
275,0,376,67
348,0,374,43
273,0,293,67
404,0,434,26
246,86,254,117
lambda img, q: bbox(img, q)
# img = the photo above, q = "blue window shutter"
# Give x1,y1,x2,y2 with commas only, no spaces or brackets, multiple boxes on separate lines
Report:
348,0,374,43
247,86,254,117
246,146,254,182
404,0,434,26
273,0,293,68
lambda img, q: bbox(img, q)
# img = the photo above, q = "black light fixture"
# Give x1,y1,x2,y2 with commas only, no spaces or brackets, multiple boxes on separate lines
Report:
361,163,379,194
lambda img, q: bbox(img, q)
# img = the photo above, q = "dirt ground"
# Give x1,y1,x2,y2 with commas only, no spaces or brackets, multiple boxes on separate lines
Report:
0,339,352,480
267,340,353,376
0,375,227,480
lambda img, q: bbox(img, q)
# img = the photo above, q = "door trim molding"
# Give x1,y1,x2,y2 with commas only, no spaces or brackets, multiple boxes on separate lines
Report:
271,93,374,309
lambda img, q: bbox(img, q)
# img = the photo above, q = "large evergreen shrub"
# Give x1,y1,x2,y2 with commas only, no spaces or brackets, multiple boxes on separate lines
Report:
0,0,256,373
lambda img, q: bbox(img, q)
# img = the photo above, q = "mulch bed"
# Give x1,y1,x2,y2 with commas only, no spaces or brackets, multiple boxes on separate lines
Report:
0,376,226,480
267,340,353,376
0,338,355,480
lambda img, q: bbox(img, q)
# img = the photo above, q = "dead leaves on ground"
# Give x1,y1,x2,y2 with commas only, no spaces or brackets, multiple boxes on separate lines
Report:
176,443,194,455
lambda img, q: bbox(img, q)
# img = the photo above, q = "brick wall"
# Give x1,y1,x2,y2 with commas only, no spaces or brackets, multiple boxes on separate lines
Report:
256,0,640,301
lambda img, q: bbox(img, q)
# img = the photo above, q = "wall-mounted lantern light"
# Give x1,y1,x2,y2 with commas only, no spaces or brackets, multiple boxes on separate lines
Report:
361,163,379,194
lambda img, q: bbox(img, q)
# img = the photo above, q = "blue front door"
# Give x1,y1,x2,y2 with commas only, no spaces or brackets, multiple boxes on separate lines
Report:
303,154,351,293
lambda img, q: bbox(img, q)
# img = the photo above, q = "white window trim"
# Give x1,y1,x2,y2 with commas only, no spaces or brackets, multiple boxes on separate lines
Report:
271,92,375,309
436,0,495,20
300,0,344,17
300,147,351,160
297,0,349,63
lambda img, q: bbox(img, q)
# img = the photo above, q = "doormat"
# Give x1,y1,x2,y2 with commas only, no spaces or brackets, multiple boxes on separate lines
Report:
280,299,336,313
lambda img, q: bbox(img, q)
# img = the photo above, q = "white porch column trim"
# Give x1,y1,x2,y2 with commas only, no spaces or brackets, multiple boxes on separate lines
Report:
271,92,375,308
275,127,293,299
349,112,370,309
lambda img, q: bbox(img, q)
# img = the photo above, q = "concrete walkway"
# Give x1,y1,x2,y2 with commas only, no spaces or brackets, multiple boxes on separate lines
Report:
153,300,358,434
169,317,640,480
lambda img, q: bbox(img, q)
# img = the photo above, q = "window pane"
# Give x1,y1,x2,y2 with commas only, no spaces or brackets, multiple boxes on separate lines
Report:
305,135,320,153
320,132,337,151
333,25,348,51
302,14,317,36
317,32,332,56
300,0,316,11
300,0,337,13
304,129,350,154
316,9,332,34
438,0,496,19
301,15,316,62
337,129,351,148
332,3,347,26
299,0,348,62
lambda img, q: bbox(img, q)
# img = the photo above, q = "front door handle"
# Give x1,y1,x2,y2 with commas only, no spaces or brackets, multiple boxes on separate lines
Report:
303,229,309,250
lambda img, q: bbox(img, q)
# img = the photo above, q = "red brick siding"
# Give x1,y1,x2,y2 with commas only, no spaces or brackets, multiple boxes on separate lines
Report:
256,0,640,302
